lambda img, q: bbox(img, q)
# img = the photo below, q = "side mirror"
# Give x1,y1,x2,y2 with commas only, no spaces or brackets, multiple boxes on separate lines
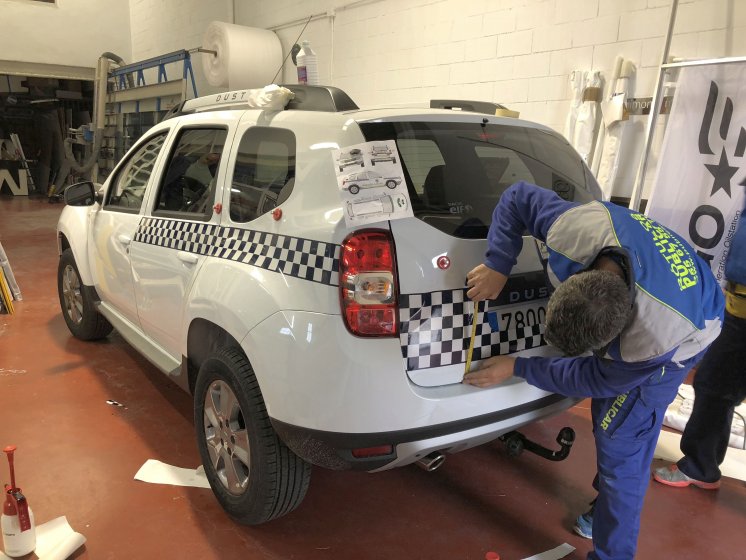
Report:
63,181,97,206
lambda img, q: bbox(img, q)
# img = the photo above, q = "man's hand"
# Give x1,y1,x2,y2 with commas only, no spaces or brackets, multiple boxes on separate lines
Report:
462,356,516,388
466,264,508,301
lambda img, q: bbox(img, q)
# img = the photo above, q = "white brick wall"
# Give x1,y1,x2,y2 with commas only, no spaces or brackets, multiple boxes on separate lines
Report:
125,0,746,199
128,0,232,97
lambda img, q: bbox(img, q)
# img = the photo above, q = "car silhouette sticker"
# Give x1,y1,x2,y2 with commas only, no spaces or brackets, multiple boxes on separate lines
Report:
332,140,413,227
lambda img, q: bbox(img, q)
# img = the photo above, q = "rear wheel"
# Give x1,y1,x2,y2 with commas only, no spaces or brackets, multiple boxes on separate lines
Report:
349,184,360,195
57,248,112,340
194,347,311,525
386,180,397,189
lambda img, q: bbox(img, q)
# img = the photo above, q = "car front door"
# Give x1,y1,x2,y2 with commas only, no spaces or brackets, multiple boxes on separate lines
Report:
89,132,170,326
129,122,233,359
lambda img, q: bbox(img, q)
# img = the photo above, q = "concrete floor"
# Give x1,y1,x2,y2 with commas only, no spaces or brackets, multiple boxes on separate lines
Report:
1,194,745,559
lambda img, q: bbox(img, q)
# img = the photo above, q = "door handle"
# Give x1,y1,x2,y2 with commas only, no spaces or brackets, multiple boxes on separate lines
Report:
117,234,132,245
177,251,199,265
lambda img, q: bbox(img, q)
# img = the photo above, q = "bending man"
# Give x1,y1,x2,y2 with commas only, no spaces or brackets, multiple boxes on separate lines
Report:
464,182,724,560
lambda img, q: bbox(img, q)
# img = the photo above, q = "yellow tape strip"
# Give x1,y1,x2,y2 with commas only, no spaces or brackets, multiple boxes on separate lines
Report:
464,300,480,374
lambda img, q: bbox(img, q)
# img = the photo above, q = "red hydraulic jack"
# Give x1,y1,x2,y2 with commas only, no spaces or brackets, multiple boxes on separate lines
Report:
2,445,36,557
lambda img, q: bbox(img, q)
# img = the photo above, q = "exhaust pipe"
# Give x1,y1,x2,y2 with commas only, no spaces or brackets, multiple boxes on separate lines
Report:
416,451,446,471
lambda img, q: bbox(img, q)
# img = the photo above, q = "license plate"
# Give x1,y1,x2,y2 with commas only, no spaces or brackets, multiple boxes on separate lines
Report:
486,301,547,333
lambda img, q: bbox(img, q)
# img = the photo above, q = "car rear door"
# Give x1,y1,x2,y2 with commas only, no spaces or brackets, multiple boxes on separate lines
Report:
359,118,598,387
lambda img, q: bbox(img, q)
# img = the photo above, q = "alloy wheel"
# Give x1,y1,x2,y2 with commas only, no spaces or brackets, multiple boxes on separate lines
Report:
203,380,251,495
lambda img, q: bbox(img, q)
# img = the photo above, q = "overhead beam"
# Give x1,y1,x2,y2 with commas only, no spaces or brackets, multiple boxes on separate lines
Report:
0,60,95,81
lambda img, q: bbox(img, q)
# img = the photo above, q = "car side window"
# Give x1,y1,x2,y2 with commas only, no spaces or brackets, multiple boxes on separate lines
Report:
153,127,228,217
230,127,296,223
104,133,167,212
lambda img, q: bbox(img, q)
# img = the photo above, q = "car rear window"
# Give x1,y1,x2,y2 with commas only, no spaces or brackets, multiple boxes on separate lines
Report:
359,121,594,238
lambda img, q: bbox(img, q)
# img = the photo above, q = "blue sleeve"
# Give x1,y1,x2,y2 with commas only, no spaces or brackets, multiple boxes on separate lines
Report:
512,351,674,398
485,182,578,275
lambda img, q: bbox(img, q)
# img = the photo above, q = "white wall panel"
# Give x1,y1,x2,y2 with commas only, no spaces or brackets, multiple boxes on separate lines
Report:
0,0,131,70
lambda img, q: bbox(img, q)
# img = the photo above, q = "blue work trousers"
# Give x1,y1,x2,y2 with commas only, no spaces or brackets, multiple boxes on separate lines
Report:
587,357,699,560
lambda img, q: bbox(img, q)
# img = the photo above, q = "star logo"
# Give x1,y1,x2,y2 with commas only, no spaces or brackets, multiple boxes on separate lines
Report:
704,148,738,197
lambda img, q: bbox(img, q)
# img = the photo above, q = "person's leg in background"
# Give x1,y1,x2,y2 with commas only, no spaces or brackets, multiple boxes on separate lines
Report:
655,311,746,486
33,111,55,197
47,110,67,198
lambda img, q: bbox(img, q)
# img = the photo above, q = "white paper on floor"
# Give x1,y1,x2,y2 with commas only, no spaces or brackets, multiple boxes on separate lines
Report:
521,543,575,560
0,516,86,560
654,430,746,482
134,459,211,488
663,383,746,449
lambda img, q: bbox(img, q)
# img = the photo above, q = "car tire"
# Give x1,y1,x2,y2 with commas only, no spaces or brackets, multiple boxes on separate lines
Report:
57,248,113,341
371,161,376,166
339,166,343,172
194,347,311,525
392,157,397,164
386,180,397,189
349,185,360,195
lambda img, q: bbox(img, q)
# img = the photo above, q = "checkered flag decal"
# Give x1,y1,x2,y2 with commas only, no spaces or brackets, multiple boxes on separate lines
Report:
134,218,340,285
399,289,546,371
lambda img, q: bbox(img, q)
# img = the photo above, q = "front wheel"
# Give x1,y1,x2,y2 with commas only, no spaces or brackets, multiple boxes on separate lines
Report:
194,347,311,525
386,180,397,189
57,248,112,340
348,185,360,195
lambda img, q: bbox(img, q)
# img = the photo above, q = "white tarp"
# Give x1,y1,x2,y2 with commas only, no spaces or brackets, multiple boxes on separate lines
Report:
646,63,746,288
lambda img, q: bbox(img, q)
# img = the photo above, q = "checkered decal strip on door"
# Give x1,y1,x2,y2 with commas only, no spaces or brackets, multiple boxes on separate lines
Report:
134,218,341,285
399,289,546,371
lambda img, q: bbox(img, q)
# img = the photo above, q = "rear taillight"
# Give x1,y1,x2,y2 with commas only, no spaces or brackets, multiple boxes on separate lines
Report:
339,229,398,337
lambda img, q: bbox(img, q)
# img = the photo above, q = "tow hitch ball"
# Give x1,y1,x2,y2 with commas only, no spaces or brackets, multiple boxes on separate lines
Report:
499,427,575,461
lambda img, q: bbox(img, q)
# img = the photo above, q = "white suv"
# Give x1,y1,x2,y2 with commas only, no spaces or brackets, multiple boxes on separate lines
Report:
56,85,600,525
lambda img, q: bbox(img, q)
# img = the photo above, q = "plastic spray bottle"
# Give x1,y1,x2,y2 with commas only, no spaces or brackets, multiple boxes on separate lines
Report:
2,445,36,557
296,40,319,86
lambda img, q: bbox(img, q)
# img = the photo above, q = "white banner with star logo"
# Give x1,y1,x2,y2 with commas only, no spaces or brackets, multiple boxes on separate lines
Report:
647,63,746,288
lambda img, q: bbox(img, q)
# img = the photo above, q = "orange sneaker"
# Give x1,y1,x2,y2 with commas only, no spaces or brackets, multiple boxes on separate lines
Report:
653,464,720,489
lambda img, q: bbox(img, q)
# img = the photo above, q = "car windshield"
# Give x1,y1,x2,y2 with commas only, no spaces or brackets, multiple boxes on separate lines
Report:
359,121,593,239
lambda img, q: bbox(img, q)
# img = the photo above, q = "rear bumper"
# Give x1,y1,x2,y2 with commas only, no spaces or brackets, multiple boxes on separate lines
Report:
271,393,578,471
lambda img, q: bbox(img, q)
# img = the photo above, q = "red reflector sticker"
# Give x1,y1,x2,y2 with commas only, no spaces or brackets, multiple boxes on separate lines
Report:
437,256,451,270
351,445,394,458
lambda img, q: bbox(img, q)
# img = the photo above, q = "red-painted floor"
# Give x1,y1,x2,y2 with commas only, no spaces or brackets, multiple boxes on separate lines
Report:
1,195,744,559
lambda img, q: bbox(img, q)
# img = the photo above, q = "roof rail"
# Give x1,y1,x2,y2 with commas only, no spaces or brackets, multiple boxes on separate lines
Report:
430,99,519,118
279,85,359,112
161,84,359,122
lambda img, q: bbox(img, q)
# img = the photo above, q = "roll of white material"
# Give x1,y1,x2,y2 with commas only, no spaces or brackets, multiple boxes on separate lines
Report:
201,21,282,90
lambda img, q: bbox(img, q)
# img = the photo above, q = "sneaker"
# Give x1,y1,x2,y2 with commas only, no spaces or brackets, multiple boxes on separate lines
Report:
573,507,593,539
653,464,720,489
